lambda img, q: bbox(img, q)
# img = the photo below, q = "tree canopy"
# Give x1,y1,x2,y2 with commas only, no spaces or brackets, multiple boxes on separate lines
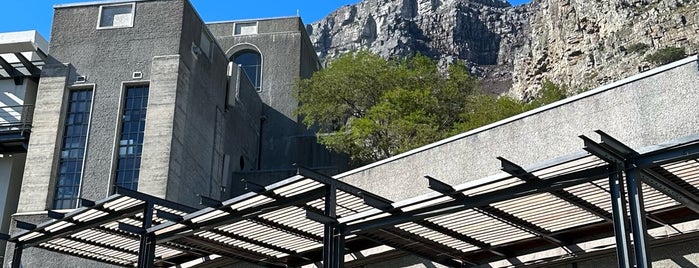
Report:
295,51,567,166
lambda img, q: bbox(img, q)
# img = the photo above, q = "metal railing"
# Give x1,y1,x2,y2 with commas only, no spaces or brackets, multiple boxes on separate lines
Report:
0,104,34,134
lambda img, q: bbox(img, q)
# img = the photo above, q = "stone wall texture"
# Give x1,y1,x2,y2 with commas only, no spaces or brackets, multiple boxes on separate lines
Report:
308,0,699,97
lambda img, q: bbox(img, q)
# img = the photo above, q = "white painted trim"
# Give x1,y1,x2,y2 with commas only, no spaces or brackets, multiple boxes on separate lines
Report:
332,55,699,180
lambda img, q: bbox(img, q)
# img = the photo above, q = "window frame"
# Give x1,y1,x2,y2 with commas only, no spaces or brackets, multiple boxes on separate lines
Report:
51,84,96,210
231,49,263,92
109,81,150,193
96,2,136,30
233,21,258,36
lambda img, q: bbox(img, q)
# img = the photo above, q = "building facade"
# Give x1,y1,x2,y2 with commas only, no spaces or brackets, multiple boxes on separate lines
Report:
2,0,699,267
1,0,343,266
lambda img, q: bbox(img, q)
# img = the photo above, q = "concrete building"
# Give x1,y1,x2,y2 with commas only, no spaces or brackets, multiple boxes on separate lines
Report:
2,0,699,267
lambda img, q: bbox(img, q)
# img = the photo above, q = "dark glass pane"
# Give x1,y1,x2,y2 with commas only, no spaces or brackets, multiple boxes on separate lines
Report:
115,85,149,191
53,89,92,209
232,51,262,90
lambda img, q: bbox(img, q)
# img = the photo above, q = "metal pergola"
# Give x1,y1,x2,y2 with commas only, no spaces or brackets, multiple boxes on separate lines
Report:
0,44,46,85
6,130,699,268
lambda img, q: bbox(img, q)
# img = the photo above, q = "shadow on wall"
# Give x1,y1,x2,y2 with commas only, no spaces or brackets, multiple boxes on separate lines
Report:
672,257,699,268
257,104,348,171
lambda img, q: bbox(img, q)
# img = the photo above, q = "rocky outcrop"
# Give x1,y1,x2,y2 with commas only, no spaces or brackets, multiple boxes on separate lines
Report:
514,0,699,98
307,0,699,97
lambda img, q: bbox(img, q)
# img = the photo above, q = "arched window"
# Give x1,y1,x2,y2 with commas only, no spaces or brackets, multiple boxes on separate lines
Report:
232,50,262,91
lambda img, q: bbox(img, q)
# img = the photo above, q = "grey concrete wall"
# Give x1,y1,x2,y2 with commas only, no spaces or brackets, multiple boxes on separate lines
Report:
226,65,262,174
209,17,347,172
17,63,70,212
44,0,187,203
211,18,305,170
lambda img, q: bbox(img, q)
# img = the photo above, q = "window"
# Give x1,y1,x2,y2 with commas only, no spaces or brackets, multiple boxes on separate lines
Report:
232,51,262,91
234,22,258,35
98,3,135,29
200,29,213,58
114,85,148,191
53,89,93,209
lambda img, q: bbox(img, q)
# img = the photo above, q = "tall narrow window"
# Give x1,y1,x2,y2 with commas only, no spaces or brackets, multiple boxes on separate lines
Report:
114,85,148,190
232,50,262,91
53,89,93,209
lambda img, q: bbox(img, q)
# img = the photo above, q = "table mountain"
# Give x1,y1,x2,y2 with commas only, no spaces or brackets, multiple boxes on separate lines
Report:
306,0,699,98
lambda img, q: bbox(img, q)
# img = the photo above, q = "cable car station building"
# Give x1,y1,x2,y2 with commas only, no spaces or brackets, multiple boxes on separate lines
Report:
1,0,699,267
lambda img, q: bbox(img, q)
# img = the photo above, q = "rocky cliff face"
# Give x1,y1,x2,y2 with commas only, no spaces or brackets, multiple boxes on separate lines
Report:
307,0,699,97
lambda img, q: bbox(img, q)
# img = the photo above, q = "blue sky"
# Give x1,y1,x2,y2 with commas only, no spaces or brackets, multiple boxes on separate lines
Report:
0,0,530,40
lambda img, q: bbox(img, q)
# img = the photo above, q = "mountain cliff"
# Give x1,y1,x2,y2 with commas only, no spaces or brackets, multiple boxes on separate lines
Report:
306,0,699,97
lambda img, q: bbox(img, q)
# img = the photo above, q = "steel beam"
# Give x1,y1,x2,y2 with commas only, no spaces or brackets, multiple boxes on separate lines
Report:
296,165,392,205
499,157,614,222
640,169,699,214
323,185,343,268
636,142,699,168
14,53,40,76
178,236,287,267
113,186,196,213
582,132,652,267
626,167,651,268
428,174,562,250
137,202,156,268
0,56,20,81
11,243,22,268
19,203,145,247
152,187,325,242
345,165,609,235
608,168,632,268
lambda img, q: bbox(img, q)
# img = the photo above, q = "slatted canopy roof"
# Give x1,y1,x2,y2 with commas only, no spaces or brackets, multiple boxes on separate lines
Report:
7,131,699,268
0,31,48,84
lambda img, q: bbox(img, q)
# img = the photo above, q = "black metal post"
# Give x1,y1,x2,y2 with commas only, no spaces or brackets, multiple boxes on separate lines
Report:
11,243,22,268
608,168,632,268
137,202,156,268
625,166,651,268
323,185,343,268
332,225,345,268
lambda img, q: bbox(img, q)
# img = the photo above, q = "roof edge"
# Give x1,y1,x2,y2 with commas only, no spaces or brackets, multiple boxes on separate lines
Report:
54,0,147,9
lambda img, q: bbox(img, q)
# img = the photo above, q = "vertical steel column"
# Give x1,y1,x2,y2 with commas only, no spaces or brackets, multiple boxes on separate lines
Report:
625,166,651,268
332,225,345,268
323,185,343,268
608,167,632,268
137,202,156,268
11,243,22,268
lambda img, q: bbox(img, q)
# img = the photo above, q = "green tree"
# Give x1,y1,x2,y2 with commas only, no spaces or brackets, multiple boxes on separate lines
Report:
452,80,568,133
295,51,476,165
296,51,568,166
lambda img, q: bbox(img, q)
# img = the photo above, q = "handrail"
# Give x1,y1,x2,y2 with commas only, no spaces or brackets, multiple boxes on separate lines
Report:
0,104,34,134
